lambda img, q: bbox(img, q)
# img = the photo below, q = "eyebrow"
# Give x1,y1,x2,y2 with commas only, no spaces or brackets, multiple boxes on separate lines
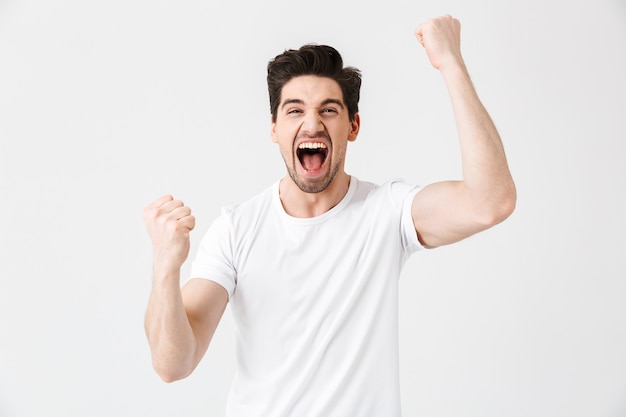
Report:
280,98,345,110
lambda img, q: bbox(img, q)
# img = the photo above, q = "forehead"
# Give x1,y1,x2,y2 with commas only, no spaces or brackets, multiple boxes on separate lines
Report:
280,75,344,105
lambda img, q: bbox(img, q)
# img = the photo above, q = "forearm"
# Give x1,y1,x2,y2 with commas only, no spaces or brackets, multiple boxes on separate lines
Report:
144,267,197,382
441,61,516,221
411,15,516,247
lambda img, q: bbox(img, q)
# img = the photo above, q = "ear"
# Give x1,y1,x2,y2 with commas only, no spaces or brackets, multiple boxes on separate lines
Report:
270,115,278,143
348,113,360,142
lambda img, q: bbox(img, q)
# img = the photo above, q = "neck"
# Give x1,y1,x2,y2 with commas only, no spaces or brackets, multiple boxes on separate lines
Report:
279,172,351,218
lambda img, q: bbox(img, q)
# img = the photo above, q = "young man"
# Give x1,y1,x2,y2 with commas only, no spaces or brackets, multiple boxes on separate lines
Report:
143,15,516,416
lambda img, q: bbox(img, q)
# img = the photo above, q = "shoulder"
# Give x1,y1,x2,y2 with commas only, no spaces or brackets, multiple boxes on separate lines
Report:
200,182,277,250
354,177,421,208
220,181,277,227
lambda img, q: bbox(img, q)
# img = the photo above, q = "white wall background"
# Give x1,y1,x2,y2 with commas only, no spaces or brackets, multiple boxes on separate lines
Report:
1,0,625,416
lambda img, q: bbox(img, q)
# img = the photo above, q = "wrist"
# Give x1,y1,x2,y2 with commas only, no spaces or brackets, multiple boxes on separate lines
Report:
152,261,182,285
439,58,473,91
437,52,466,75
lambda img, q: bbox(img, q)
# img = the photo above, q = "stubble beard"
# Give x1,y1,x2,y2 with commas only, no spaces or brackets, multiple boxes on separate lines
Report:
283,151,342,194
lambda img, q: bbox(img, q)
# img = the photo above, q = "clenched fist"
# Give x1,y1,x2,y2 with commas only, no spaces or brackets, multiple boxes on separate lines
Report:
143,195,196,275
414,15,463,72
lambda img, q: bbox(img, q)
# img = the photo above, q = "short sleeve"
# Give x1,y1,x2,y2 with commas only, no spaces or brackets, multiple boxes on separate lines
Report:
400,185,424,255
386,179,424,255
189,208,237,298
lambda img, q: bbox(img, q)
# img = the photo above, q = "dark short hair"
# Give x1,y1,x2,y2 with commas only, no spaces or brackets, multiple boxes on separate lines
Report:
267,44,361,122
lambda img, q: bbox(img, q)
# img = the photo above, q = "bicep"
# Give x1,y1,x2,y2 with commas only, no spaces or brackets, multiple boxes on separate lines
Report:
181,278,229,367
411,180,490,248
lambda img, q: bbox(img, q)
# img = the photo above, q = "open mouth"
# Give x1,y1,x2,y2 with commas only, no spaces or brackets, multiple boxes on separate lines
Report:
297,142,329,172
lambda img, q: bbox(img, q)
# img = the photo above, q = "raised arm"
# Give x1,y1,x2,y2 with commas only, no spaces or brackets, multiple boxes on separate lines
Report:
411,15,516,248
143,195,228,382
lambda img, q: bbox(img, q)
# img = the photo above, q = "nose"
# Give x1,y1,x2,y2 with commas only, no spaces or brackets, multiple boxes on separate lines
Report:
301,110,324,134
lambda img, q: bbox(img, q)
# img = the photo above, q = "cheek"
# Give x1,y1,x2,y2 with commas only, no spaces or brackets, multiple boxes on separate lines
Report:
274,121,301,142
331,127,351,146
276,137,296,161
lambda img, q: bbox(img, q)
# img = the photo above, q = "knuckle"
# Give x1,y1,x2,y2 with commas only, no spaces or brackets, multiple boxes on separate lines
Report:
144,207,158,221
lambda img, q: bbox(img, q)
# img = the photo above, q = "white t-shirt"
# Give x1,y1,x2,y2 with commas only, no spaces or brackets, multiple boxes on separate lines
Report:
190,176,423,417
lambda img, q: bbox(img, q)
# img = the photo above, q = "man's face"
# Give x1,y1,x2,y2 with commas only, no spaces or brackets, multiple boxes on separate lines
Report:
271,75,360,194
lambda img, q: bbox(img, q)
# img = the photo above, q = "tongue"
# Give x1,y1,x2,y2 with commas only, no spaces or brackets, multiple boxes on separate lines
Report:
302,153,324,171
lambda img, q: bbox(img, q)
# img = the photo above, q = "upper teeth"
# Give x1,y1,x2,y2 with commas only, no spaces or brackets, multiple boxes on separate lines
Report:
298,142,327,150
